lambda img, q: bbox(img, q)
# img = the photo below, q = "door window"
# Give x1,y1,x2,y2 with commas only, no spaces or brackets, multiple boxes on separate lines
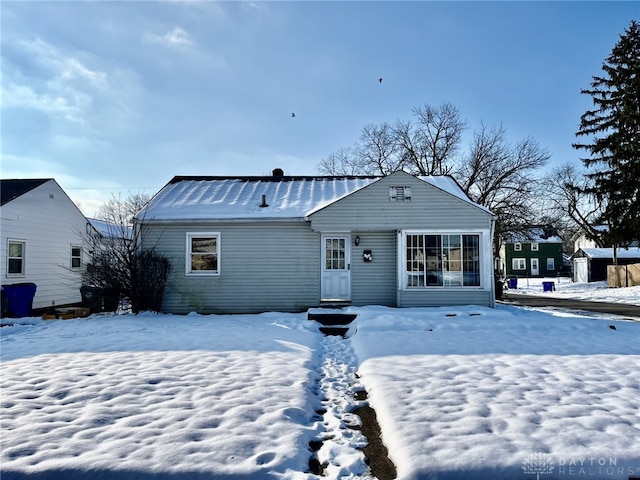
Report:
325,238,346,270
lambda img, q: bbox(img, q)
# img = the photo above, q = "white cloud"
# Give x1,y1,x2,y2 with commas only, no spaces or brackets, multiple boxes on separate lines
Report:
1,83,87,123
146,26,193,48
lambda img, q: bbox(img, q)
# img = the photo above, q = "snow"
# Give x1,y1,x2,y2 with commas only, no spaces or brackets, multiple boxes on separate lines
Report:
505,276,640,306
2,292,639,479
574,247,640,259
136,174,486,222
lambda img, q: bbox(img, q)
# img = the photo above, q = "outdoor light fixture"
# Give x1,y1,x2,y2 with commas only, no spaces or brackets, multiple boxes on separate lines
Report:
354,236,360,246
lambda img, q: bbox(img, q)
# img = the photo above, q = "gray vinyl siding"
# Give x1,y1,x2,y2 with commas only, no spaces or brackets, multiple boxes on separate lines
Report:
141,221,320,314
310,173,495,308
350,231,396,306
398,289,493,307
309,173,492,232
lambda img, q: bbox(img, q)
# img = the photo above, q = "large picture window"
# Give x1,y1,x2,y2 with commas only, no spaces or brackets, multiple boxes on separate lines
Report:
7,240,25,275
405,233,480,287
186,233,220,275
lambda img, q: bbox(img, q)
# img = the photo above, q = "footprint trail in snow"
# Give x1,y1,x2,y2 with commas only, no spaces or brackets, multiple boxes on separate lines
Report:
312,334,375,479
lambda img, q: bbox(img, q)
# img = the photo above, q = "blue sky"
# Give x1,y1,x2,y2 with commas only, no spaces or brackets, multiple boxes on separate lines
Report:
1,1,637,216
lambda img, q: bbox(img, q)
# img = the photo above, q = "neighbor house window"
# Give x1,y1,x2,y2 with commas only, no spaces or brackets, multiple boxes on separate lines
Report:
7,240,25,275
547,257,555,270
512,258,526,270
531,243,539,251
514,243,522,251
186,233,220,275
71,245,82,269
389,186,412,201
405,233,480,287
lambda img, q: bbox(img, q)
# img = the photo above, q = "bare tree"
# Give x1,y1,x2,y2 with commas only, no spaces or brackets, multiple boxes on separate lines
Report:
319,102,467,176
456,123,551,251
399,102,467,175
83,192,171,313
318,146,362,176
540,162,607,247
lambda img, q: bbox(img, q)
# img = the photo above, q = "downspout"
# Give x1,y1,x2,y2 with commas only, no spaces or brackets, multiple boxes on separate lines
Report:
489,217,496,308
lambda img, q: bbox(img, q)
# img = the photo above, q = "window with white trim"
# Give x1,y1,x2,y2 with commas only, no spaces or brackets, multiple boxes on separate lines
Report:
186,233,220,275
531,242,539,251
7,240,25,275
547,257,555,270
514,243,522,251
512,258,526,270
405,233,480,287
71,245,82,270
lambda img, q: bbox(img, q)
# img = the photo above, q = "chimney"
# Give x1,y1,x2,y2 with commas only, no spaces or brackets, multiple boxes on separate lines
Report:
272,168,284,177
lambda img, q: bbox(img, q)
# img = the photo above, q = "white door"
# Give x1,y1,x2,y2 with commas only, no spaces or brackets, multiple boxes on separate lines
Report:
574,257,588,283
531,258,540,276
321,235,351,301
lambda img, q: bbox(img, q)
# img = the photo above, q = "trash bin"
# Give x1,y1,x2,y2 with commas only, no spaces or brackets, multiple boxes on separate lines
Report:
508,278,518,289
542,281,555,292
1,283,37,318
81,286,120,313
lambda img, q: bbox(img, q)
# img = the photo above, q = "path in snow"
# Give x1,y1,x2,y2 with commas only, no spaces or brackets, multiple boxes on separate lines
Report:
311,334,372,479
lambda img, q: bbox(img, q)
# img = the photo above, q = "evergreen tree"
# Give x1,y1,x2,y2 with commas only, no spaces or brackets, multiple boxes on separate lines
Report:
573,20,640,251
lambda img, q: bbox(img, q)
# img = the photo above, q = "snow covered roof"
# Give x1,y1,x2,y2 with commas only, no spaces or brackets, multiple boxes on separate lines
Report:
573,247,640,259
137,174,488,222
504,226,563,244
88,218,133,240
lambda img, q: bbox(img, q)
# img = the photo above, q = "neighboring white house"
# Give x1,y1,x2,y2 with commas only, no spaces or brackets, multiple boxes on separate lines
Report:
136,170,497,314
1,179,90,312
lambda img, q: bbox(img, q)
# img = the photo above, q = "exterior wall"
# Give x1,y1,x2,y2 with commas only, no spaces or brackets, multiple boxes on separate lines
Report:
311,173,495,308
396,229,495,308
350,231,397,307
505,242,564,277
1,181,87,310
309,173,492,232
140,221,321,314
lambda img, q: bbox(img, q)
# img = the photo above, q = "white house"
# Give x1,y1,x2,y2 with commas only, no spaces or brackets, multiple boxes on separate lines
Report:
1,179,89,314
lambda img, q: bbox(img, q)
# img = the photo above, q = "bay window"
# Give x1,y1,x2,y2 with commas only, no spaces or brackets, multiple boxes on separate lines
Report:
405,233,480,287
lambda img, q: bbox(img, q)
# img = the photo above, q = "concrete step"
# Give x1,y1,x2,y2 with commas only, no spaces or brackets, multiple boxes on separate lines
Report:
307,312,357,326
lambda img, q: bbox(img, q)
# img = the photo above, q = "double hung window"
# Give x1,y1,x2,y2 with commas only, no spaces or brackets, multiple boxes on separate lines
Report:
186,233,219,275
7,240,25,275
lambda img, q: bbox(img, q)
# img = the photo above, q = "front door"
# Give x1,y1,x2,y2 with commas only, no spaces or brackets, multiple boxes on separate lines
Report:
321,235,351,301
531,258,540,276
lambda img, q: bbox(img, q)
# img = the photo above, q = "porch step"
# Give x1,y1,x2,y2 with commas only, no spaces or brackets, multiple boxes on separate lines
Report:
308,311,358,337
307,312,357,326
319,326,350,336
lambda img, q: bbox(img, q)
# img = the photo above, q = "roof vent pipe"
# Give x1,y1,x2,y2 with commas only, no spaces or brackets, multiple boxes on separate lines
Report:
272,168,284,177
260,194,269,208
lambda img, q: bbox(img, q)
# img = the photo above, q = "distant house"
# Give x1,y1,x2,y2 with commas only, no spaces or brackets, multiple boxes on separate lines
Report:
571,247,640,283
571,225,639,252
501,226,565,278
571,225,608,252
1,179,89,313
135,170,497,314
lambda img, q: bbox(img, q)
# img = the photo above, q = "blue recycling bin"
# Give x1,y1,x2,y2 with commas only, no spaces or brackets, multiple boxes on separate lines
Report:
542,281,555,292
508,278,518,289
1,283,37,317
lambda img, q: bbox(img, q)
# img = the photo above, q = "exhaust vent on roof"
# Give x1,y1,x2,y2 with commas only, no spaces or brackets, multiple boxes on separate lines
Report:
260,194,269,208
272,168,284,177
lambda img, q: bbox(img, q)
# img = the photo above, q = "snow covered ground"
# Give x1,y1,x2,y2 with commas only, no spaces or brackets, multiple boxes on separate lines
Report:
504,276,640,306
1,288,639,480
